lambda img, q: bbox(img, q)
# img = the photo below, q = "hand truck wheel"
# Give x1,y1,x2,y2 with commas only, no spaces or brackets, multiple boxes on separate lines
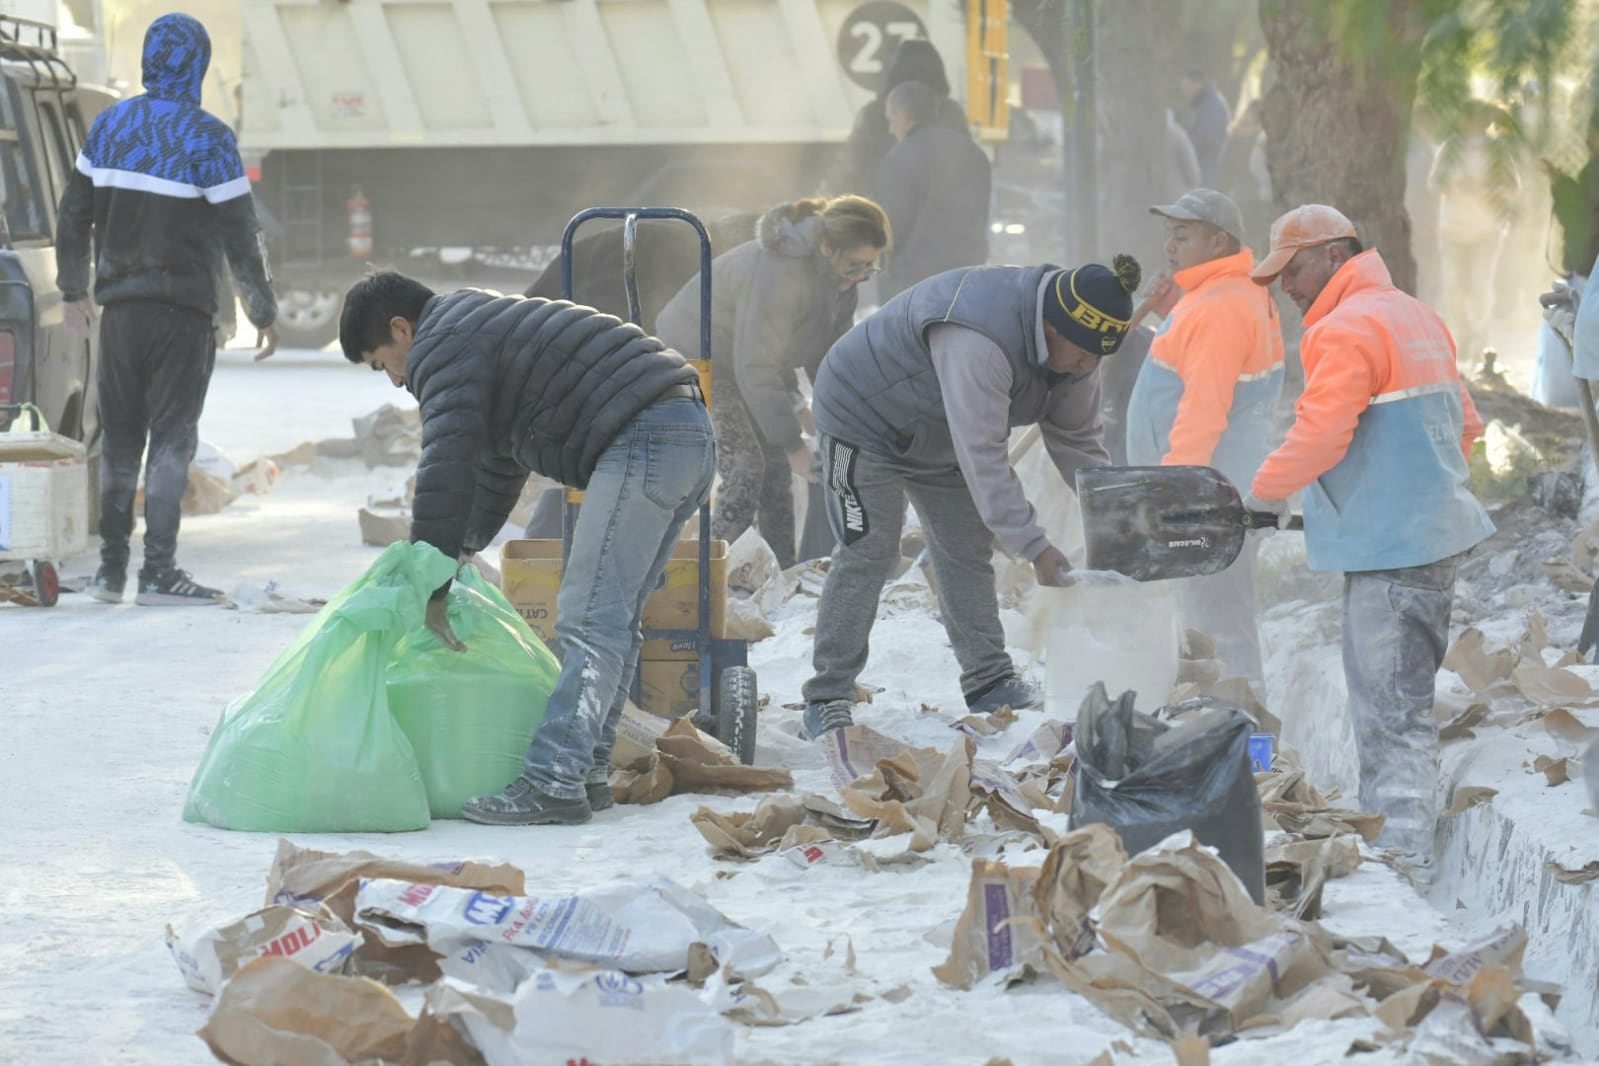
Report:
32,561,60,607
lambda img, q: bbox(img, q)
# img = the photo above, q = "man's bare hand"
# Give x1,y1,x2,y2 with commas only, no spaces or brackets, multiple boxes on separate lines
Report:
64,300,95,339
425,596,467,652
1147,274,1181,317
789,447,817,483
253,325,280,362
1033,545,1074,587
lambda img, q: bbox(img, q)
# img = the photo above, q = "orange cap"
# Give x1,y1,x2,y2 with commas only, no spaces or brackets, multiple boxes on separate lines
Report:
1250,204,1358,283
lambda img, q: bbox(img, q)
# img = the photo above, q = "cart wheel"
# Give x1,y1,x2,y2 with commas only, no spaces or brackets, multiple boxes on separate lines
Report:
716,666,759,765
32,561,59,607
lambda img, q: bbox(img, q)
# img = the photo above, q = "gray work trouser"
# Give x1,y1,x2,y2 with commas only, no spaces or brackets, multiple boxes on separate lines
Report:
1176,534,1265,693
803,436,1014,706
1342,556,1457,859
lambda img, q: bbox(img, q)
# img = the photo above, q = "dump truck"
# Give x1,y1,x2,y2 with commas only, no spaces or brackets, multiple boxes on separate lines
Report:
238,0,1009,347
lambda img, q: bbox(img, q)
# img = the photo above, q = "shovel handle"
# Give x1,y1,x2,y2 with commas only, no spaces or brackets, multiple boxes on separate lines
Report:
1247,510,1304,531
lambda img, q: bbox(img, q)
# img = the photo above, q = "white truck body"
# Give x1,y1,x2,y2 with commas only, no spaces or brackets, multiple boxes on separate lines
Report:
240,0,969,152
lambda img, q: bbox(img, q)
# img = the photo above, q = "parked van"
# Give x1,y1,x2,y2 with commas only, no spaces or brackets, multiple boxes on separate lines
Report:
0,16,114,467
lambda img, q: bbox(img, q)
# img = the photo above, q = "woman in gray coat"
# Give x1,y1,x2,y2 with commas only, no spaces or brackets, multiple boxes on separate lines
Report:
656,196,890,566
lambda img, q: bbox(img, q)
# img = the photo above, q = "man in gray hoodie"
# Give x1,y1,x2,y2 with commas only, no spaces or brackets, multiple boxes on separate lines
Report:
799,256,1143,738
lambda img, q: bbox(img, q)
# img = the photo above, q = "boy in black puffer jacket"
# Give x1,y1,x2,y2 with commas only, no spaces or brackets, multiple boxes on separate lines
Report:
340,272,716,825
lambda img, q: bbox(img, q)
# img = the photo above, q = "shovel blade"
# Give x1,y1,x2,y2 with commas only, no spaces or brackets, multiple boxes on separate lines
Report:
1075,465,1249,582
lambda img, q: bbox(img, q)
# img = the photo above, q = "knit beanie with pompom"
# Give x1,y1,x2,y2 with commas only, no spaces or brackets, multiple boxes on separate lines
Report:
1042,253,1141,356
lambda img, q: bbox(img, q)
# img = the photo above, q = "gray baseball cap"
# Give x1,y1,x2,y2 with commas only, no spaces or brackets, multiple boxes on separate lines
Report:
1150,188,1246,242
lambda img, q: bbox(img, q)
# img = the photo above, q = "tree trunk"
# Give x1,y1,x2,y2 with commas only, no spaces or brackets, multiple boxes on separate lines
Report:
1093,0,1179,281
1257,0,1426,295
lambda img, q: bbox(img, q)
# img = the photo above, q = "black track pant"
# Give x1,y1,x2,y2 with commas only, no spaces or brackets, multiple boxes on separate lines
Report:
96,301,216,575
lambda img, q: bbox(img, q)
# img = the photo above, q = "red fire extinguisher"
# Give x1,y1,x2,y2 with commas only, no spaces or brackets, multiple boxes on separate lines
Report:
347,185,373,259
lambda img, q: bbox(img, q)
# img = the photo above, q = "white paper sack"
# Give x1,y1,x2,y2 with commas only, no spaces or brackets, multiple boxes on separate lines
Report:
355,876,781,980
514,969,734,1066
165,905,361,996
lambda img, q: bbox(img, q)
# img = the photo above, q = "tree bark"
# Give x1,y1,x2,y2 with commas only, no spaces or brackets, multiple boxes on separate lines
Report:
1092,0,1178,280
1258,0,1426,294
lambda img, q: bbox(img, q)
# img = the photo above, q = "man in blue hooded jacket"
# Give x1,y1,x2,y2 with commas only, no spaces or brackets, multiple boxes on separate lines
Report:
56,13,279,607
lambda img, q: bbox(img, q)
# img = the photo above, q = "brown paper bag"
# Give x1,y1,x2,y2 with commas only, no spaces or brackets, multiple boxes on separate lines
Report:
932,858,1045,989
198,956,413,1066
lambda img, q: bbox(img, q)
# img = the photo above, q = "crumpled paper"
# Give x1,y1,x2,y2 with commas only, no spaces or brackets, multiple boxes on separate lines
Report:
168,904,361,996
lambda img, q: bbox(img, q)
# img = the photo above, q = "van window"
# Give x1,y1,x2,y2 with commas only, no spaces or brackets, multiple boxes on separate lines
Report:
34,99,71,206
0,82,45,240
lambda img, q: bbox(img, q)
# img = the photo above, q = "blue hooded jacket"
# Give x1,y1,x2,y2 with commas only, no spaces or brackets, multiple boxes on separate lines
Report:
55,14,276,329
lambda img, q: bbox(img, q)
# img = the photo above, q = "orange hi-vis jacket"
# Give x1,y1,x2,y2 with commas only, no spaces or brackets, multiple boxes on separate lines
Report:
1251,250,1495,572
1125,248,1285,487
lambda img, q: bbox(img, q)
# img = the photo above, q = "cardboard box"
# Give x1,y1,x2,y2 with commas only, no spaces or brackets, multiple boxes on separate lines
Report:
638,659,703,719
500,538,727,660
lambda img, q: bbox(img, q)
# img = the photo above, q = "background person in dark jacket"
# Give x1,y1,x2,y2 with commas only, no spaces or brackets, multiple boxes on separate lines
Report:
874,81,991,302
655,196,889,567
339,272,715,827
1179,69,1233,187
797,256,1140,741
56,13,278,607
822,38,968,198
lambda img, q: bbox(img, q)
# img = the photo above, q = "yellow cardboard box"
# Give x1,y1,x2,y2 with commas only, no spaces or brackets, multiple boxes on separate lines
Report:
637,658,703,719
499,538,727,660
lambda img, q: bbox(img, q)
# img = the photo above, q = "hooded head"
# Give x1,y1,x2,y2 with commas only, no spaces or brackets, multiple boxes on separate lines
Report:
881,39,949,100
142,13,211,105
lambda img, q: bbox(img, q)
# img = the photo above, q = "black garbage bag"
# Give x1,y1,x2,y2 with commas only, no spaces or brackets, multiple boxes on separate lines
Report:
1069,683,1265,905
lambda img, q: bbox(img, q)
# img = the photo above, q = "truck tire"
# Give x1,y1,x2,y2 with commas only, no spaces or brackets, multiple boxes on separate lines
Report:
276,288,343,351
716,666,759,765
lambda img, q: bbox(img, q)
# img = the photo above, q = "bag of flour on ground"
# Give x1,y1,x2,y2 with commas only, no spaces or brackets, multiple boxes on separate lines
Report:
387,568,560,818
1069,683,1265,904
183,542,457,832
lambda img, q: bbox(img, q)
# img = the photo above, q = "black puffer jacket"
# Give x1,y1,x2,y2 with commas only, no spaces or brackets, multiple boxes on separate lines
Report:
406,290,698,557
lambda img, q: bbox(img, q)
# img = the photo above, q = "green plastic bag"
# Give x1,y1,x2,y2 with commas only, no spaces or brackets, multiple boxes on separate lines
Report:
387,568,561,818
183,541,457,832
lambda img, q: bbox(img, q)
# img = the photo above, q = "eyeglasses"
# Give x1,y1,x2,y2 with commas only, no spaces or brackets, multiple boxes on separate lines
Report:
842,263,880,281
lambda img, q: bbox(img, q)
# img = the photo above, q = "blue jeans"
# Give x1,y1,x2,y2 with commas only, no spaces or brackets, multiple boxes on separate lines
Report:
522,398,715,798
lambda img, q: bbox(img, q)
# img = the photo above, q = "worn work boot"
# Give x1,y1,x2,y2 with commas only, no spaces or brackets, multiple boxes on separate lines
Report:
966,675,1043,715
136,567,223,606
801,699,854,741
586,781,615,813
89,565,126,604
461,774,591,826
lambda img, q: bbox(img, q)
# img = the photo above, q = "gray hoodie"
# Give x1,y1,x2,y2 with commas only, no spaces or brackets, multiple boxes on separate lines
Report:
655,204,857,452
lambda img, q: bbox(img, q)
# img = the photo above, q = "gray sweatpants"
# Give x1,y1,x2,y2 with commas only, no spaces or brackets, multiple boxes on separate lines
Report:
1176,534,1264,693
1342,556,1457,859
803,435,1015,706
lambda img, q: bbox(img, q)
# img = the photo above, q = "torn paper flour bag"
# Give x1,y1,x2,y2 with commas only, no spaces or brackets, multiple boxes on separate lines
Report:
933,858,1045,989
420,980,519,1066
198,956,413,1066
820,724,942,792
1035,825,1127,960
691,795,809,859
657,718,792,793
355,877,780,979
513,970,733,1066
167,904,361,996
264,839,524,908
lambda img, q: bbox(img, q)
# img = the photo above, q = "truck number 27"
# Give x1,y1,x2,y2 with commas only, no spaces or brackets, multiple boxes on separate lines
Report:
848,20,922,75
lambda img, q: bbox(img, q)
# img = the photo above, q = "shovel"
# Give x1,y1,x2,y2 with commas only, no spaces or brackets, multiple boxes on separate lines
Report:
1075,465,1302,582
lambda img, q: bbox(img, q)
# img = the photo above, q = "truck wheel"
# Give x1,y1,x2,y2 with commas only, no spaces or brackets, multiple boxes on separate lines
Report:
716,666,759,765
276,288,342,350
32,561,59,607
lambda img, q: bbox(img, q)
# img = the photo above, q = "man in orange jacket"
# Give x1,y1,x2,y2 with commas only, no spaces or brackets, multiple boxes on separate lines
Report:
1247,205,1495,880
1126,189,1284,695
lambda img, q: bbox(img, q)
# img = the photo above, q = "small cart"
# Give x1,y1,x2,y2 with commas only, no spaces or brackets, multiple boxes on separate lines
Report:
559,207,760,763
0,403,89,607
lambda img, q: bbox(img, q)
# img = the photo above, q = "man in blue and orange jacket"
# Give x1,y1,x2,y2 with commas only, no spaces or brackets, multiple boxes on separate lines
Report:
1126,188,1284,696
1248,204,1494,880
